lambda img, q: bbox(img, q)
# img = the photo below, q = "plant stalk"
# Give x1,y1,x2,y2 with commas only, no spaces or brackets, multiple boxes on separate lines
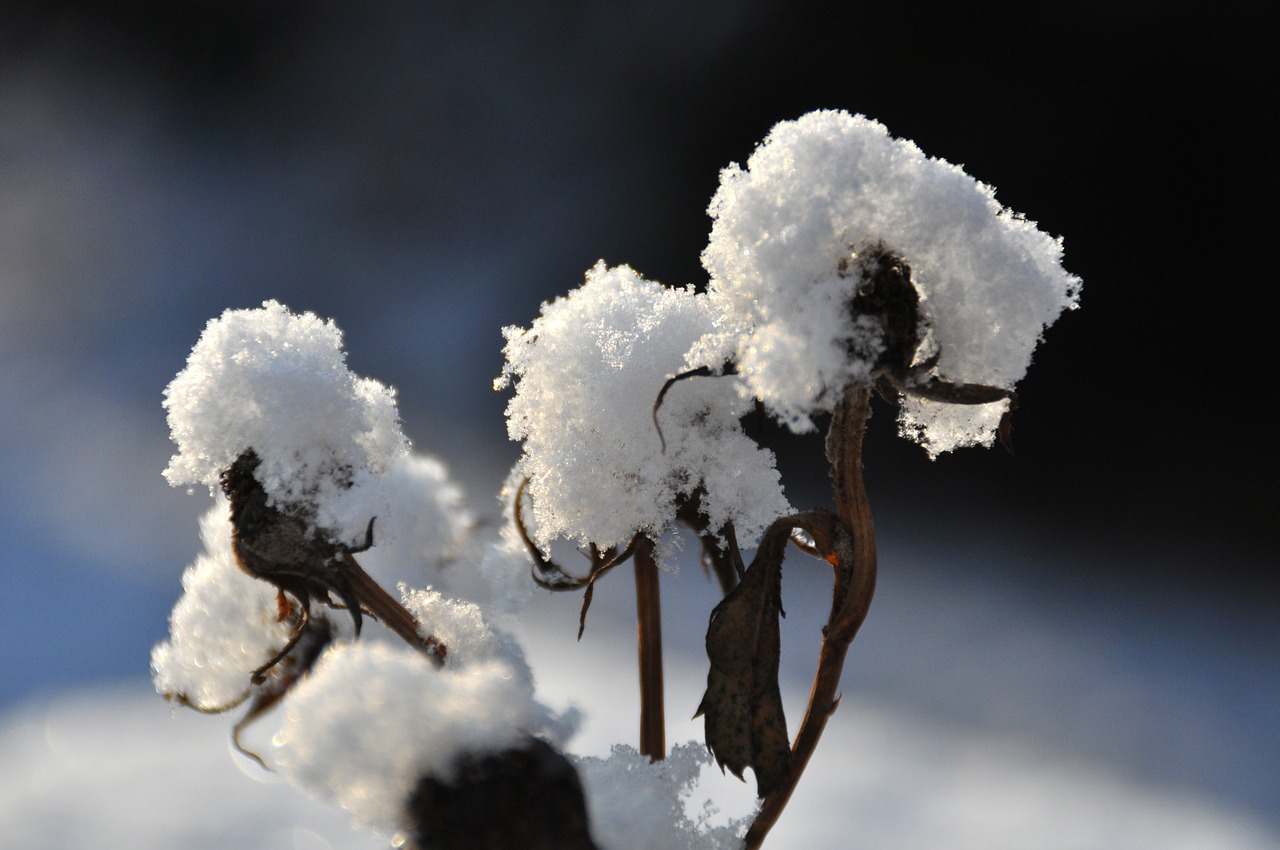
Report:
744,383,877,848
634,537,666,760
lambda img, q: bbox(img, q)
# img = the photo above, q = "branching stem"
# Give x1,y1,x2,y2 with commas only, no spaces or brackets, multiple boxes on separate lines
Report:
745,383,877,849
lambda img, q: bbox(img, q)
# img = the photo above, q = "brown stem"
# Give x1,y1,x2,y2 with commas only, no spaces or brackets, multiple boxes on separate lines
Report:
339,554,448,667
676,489,742,597
633,537,666,760
577,537,641,639
744,384,877,848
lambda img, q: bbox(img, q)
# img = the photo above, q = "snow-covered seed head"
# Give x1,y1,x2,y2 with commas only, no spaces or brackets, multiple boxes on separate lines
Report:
840,243,929,384
273,639,569,836
163,300,408,511
693,110,1081,451
496,262,790,556
403,737,595,850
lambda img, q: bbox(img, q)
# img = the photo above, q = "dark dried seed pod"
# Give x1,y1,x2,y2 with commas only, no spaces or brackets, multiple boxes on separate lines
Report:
403,737,598,850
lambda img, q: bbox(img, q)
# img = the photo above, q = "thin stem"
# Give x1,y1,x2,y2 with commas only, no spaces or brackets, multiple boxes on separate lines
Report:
633,537,666,760
578,536,642,639
340,554,447,667
745,384,877,848
652,362,738,453
675,489,742,596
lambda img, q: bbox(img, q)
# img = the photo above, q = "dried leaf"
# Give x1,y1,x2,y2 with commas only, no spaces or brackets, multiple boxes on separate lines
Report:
696,527,791,796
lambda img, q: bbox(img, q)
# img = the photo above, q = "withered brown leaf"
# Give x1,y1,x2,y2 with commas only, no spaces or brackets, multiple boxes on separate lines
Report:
696,521,792,797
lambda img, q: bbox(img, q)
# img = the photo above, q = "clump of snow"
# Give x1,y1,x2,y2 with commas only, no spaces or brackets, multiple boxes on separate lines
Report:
695,110,1081,448
576,743,749,850
274,641,568,835
496,262,790,555
898,394,1006,457
400,587,535,689
162,300,408,522
150,501,299,710
317,452,471,586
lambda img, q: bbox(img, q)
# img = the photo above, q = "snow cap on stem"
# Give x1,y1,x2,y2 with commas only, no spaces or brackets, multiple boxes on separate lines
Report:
695,110,1081,452
496,262,790,556
162,300,409,534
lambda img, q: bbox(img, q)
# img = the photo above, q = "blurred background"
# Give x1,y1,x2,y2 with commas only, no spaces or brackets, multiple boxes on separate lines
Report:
1,1,1275,846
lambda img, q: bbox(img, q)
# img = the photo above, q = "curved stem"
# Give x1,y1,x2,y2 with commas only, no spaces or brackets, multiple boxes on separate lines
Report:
745,384,877,848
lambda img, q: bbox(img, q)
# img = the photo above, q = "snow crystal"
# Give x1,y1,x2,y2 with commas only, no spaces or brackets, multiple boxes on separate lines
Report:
150,501,299,710
576,742,749,850
496,262,790,555
696,110,1080,448
274,642,565,835
162,300,408,524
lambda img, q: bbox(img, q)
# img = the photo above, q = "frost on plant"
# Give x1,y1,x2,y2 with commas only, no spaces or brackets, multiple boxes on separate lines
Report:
162,301,463,683
496,262,789,557
161,301,471,582
401,587,537,688
693,110,1081,451
324,454,473,591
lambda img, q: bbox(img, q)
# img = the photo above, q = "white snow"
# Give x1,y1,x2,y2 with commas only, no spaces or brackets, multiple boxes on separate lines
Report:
576,743,750,849
150,501,299,711
496,262,790,556
5,659,1275,850
478,468,543,612
272,641,568,836
400,587,532,686
162,300,409,540
694,110,1081,449
316,452,472,589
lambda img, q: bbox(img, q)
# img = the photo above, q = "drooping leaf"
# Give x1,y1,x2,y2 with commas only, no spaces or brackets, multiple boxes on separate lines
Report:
696,521,792,796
